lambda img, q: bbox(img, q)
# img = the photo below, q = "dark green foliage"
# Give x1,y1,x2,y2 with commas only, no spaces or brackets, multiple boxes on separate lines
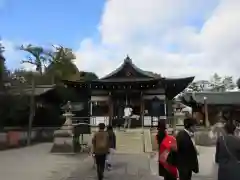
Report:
79,71,98,80
0,43,96,127
0,85,90,127
0,93,63,127
237,78,240,89
33,105,64,127
0,94,29,127
0,41,9,89
19,44,47,74
45,46,78,84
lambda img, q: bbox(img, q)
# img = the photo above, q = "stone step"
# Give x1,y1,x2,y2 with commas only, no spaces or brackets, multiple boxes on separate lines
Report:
115,130,144,154
87,128,153,154
143,129,153,153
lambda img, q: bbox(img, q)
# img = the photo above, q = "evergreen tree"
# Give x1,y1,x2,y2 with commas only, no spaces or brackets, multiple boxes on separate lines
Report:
45,45,78,84
0,40,8,89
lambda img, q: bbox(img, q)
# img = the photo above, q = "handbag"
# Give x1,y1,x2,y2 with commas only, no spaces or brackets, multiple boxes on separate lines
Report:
167,150,178,166
159,149,178,166
222,136,240,164
221,136,240,179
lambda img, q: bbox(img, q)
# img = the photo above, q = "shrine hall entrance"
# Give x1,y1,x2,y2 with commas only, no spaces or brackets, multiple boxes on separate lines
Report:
111,92,142,128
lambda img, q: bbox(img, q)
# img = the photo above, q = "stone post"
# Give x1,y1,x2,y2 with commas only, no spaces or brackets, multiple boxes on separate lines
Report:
204,97,210,127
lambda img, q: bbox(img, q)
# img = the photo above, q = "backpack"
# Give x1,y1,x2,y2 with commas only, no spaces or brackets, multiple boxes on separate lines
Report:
95,132,108,151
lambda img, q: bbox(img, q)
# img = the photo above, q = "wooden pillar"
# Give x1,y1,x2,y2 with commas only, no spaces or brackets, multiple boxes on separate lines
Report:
108,92,113,126
90,101,93,116
89,100,93,125
140,92,144,128
166,98,174,127
204,97,210,127
151,116,153,127
140,91,145,152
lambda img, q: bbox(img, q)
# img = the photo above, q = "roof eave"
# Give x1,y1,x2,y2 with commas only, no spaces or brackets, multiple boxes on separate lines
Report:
164,76,195,100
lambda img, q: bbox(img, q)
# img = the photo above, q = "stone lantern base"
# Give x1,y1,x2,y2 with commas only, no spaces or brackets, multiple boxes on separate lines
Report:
50,130,74,153
50,112,75,153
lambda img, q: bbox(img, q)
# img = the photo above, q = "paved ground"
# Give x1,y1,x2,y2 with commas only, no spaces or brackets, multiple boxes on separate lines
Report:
0,143,217,180
150,146,217,180
66,153,160,180
0,143,89,180
66,146,217,180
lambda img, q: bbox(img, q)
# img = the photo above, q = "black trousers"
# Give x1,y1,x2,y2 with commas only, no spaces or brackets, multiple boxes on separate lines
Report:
95,154,106,180
164,171,177,180
178,168,192,180
159,163,177,180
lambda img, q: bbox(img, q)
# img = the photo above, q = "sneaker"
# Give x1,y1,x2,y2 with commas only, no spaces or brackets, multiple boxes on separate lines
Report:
106,163,112,171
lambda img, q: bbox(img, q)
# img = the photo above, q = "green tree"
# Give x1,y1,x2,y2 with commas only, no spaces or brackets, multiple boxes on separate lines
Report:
19,44,48,145
79,71,98,81
237,78,240,89
11,69,52,86
186,82,202,92
45,45,78,84
185,80,211,92
0,41,5,87
209,74,237,92
210,73,223,91
19,44,48,74
222,76,236,91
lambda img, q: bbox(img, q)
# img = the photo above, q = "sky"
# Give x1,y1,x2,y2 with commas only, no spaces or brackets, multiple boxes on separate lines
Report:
1,0,240,80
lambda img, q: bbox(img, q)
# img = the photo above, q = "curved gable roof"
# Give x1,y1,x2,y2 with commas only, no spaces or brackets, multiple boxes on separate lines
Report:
101,56,159,79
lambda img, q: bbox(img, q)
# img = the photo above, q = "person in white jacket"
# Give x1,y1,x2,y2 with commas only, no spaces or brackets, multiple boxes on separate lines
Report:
123,106,132,129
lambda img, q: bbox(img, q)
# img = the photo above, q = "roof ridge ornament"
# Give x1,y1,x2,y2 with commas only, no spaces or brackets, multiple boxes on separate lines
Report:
124,55,132,63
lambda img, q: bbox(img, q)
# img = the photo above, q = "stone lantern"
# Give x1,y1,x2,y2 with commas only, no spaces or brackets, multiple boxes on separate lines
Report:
51,101,76,153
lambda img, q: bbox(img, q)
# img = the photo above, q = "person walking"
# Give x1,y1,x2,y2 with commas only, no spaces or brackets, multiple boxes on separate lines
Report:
215,122,240,180
123,105,132,130
156,120,178,180
106,125,116,170
176,118,199,180
92,123,109,180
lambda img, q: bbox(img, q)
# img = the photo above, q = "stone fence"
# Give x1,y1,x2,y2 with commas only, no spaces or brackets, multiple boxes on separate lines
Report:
194,125,240,146
0,127,57,150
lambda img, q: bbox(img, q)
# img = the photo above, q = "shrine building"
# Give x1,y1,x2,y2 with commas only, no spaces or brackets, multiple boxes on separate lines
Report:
63,56,194,127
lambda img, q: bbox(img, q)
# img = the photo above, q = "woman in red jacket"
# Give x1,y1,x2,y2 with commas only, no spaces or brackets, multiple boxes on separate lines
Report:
156,120,178,180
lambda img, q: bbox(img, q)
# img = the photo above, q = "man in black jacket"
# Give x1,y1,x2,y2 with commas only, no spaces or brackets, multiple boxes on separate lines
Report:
176,118,199,180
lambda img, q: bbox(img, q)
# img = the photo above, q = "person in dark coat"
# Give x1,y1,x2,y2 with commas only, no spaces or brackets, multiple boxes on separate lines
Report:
215,122,240,180
176,118,199,180
106,125,116,170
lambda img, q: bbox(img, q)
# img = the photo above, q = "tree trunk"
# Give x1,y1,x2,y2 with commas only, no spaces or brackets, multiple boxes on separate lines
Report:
27,76,35,146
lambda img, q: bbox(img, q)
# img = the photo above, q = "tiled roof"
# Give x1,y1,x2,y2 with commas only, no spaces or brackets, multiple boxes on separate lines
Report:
8,85,56,96
182,91,240,105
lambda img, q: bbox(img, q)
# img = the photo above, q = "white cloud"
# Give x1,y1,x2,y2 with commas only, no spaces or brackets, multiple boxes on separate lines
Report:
1,40,36,71
75,0,240,81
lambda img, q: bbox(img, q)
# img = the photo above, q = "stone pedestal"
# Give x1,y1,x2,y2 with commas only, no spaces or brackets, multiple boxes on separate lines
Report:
51,112,75,153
